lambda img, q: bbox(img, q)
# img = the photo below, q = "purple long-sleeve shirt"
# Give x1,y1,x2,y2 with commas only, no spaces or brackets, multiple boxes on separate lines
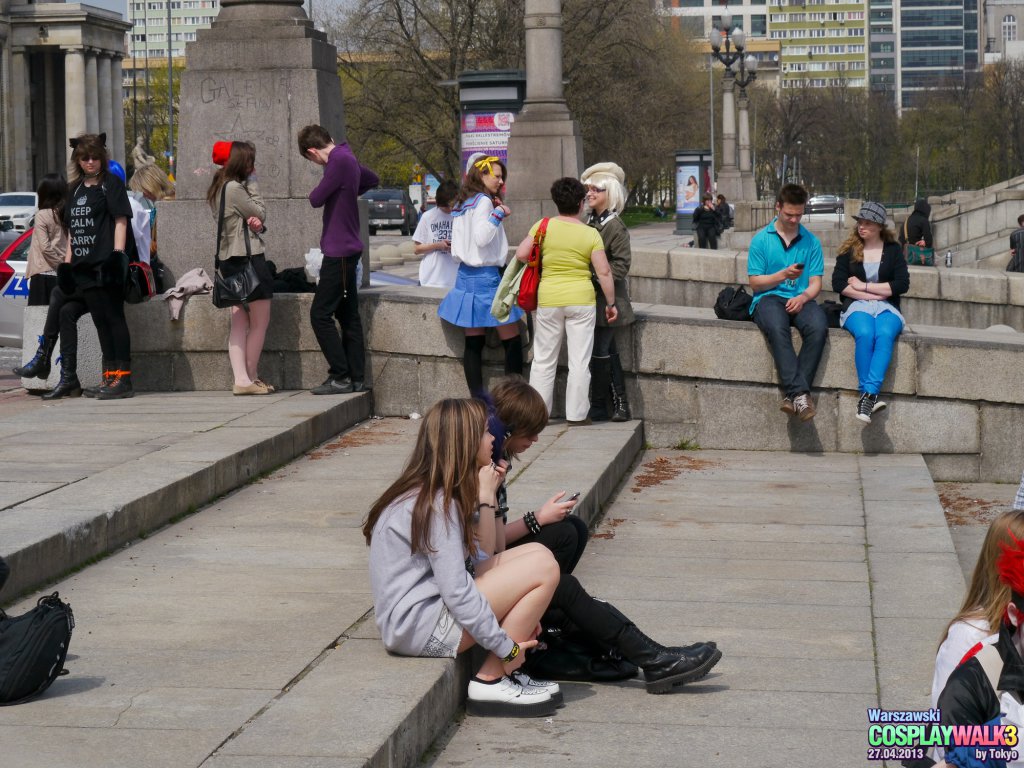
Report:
308,143,379,258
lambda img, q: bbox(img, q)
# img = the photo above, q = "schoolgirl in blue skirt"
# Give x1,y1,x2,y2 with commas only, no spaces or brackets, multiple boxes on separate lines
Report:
438,153,524,394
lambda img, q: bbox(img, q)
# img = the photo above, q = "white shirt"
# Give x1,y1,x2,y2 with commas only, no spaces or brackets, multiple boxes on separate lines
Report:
450,193,509,268
128,192,152,265
931,619,997,763
414,207,457,288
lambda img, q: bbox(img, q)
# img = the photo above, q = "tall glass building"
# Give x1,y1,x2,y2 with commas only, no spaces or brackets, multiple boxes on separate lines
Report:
897,0,977,108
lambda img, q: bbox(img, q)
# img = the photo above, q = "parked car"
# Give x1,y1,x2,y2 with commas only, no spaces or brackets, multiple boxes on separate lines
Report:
0,192,38,232
0,226,31,346
805,194,845,214
362,188,417,236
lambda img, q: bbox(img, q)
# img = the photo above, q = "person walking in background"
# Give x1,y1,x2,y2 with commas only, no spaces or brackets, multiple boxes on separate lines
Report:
1007,214,1024,273
298,124,379,395
515,177,617,425
748,183,827,421
207,140,274,396
413,179,458,289
13,174,79,393
692,193,719,250
65,133,135,400
581,162,634,422
439,153,523,395
831,202,909,424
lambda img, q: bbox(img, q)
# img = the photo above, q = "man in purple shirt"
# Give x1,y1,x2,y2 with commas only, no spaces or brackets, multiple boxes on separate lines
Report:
298,124,379,394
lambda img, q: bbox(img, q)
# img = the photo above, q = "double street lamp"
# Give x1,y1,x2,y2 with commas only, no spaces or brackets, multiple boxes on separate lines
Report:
709,12,758,201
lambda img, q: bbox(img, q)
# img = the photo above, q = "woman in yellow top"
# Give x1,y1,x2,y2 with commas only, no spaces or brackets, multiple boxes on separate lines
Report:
515,178,617,424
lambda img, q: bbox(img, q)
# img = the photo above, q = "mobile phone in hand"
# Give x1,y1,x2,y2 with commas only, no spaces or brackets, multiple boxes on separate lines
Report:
568,491,581,501
793,262,805,271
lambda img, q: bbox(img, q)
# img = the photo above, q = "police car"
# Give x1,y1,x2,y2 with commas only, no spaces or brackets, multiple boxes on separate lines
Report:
0,226,31,346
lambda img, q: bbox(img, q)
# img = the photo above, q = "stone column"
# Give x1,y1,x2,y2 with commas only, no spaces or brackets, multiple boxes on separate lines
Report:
111,56,125,165
64,47,87,158
10,47,32,189
85,49,99,134
97,53,113,148
737,90,757,201
716,72,742,202
504,0,583,244
43,52,60,173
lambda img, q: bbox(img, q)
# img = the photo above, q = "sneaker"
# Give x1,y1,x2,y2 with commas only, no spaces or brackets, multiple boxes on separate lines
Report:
351,380,371,393
510,670,563,707
856,393,874,424
780,397,795,415
466,675,556,718
310,376,354,395
872,397,887,415
792,392,815,421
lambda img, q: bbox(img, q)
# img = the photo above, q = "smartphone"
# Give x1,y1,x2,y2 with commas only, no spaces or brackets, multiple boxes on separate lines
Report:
568,491,581,501
793,262,805,271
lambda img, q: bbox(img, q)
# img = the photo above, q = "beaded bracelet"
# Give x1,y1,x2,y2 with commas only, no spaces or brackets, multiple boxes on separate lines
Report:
523,510,541,535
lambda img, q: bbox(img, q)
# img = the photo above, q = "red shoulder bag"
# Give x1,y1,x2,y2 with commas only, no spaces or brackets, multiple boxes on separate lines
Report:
517,217,549,312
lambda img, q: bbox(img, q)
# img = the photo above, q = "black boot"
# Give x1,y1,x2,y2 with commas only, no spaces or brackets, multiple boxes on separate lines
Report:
83,360,112,398
41,355,82,400
588,356,612,422
614,624,722,693
97,361,134,400
13,334,57,380
609,352,631,422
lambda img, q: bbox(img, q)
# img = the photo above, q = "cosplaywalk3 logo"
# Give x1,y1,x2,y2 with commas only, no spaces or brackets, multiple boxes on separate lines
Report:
866,708,1019,762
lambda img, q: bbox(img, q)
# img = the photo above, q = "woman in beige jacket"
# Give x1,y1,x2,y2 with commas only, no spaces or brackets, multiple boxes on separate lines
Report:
206,141,274,395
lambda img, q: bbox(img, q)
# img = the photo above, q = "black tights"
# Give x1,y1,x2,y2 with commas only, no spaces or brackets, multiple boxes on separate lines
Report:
463,333,524,396
42,287,89,361
82,286,131,363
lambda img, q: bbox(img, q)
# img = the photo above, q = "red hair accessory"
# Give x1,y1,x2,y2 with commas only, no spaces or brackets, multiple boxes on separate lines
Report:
212,141,232,167
997,532,1024,596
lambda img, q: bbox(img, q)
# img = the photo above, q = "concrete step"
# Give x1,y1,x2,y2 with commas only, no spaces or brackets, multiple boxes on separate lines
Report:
0,390,371,600
0,415,642,768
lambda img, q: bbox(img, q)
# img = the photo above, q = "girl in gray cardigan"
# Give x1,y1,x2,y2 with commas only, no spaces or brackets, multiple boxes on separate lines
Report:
364,398,562,717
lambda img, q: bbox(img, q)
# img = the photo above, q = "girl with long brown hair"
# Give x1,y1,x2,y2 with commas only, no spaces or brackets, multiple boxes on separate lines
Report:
207,141,274,395
437,153,523,396
364,398,561,717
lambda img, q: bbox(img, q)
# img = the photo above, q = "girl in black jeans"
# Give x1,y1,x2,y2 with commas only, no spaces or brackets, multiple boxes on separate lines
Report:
482,376,722,694
65,133,134,399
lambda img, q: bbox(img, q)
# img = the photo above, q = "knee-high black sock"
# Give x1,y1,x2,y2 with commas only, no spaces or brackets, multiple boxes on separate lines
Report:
502,335,523,375
464,335,486,396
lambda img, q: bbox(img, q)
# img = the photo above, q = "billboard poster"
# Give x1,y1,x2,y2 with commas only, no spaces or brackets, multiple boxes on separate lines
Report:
676,165,700,215
461,111,515,177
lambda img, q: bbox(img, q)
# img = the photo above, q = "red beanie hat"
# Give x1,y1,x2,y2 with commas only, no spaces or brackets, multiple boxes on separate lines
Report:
212,141,232,167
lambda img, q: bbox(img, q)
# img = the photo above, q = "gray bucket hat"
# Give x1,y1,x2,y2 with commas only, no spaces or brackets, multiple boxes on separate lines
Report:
854,201,887,225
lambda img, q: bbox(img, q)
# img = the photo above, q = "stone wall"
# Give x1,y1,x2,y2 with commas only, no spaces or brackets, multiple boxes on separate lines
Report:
115,287,1024,483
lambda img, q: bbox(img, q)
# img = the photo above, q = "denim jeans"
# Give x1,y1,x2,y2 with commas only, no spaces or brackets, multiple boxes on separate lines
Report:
751,294,828,398
842,310,903,395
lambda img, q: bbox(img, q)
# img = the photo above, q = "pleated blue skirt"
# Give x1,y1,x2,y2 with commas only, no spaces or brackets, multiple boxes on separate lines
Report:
437,263,523,328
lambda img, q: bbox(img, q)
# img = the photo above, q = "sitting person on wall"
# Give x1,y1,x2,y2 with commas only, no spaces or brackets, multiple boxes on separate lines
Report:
692,193,719,250
830,201,909,424
1008,214,1024,273
413,179,458,289
747,183,828,422
898,197,933,251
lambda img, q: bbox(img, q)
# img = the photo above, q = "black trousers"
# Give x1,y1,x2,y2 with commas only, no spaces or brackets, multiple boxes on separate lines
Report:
310,256,365,382
509,515,589,575
42,287,89,361
82,285,131,363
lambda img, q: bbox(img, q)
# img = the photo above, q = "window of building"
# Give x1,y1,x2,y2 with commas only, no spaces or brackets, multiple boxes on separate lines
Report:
1004,14,1017,42
751,15,767,34
148,2,163,9
184,31,197,40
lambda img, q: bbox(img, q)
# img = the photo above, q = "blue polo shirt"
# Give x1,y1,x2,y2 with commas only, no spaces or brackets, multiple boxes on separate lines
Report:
747,218,824,313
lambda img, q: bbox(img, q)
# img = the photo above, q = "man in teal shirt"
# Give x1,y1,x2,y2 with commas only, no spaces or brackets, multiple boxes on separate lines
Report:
747,184,828,421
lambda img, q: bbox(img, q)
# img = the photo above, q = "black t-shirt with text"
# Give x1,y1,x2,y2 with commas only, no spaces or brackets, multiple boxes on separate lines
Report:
66,174,133,272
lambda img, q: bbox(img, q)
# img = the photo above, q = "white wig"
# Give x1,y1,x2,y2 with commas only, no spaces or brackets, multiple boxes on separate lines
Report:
581,161,627,214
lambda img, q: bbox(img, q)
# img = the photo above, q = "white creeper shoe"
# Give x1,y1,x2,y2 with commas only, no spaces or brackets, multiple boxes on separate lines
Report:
511,670,563,706
466,675,556,718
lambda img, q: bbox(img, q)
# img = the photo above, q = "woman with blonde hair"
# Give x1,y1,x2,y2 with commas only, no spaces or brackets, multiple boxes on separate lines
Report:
206,140,274,395
438,153,523,395
830,201,909,424
581,162,634,422
364,398,561,717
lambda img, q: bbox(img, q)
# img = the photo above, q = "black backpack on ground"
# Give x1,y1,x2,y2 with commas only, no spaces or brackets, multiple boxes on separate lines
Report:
0,592,75,705
714,285,753,321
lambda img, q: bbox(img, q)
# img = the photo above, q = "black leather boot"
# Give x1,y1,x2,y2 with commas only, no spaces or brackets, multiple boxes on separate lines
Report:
97,361,134,400
13,334,57,380
614,624,722,693
83,360,112,398
588,355,612,422
41,354,82,400
609,352,631,422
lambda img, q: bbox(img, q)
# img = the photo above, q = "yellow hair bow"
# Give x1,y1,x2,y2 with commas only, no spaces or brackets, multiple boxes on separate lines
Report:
474,156,500,175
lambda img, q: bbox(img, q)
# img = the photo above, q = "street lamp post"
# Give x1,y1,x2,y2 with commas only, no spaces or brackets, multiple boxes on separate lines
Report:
709,12,758,201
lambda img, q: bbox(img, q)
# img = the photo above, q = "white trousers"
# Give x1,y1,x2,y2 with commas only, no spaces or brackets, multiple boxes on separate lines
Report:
529,305,597,421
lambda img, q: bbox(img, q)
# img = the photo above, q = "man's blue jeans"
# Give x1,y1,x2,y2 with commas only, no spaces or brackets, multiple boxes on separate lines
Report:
751,295,828,399
841,310,903,395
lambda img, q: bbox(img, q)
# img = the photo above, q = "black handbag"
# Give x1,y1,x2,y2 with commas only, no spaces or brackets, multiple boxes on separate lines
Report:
0,592,75,705
713,285,753,321
212,187,260,310
124,260,156,304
